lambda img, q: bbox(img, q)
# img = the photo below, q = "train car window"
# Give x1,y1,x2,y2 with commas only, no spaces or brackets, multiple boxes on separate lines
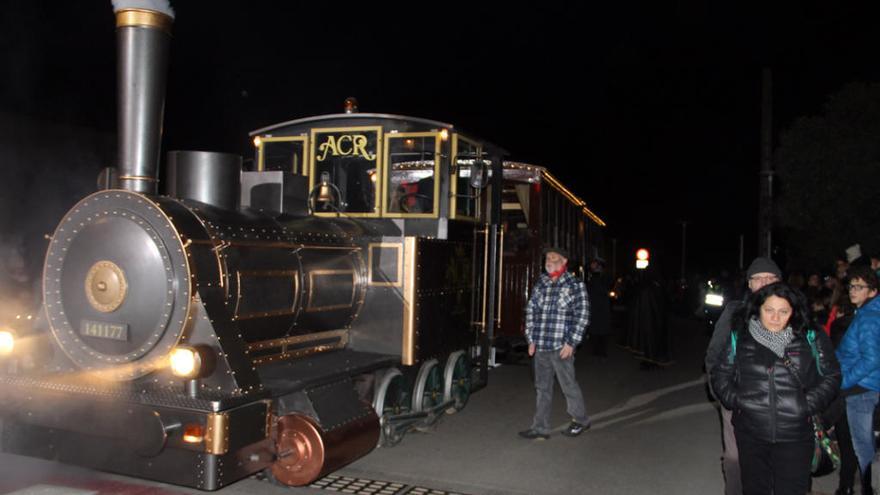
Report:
258,136,307,174
383,133,439,217
310,127,382,216
501,183,532,254
452,136,481,220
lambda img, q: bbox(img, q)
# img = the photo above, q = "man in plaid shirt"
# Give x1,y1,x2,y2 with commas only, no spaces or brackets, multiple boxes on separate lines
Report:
519,246,592,440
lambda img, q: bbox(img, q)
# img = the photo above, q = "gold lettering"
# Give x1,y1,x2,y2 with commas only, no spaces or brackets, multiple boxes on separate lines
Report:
352,135,376,161
316,134,376,162
316,136,339,162
336,135,352,156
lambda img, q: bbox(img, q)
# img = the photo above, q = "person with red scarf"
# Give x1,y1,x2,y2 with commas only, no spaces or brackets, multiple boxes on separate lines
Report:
518,247,591,440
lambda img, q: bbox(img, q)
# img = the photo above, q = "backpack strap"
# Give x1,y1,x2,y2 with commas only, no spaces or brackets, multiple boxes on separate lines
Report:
805,329,823,376
727,330,738,364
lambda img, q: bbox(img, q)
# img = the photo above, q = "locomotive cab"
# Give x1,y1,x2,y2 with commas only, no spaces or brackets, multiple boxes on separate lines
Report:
248,115,504,435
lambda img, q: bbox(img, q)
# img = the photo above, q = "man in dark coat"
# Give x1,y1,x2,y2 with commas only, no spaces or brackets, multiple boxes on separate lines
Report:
623,266,670,368
586,257,612,357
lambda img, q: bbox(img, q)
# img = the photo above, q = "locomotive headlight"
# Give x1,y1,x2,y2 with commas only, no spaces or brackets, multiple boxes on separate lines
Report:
170,347,198,377
169,345,215,379
0,328,15,356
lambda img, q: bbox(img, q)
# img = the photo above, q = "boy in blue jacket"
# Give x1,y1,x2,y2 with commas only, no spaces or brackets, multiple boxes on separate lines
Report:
837,265,880,494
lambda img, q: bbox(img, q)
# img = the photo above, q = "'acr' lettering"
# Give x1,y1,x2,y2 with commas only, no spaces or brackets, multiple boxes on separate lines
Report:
316,134,376,162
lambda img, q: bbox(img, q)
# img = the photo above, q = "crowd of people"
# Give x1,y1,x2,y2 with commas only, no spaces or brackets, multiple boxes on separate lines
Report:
515,241,880,494
706,248,880,495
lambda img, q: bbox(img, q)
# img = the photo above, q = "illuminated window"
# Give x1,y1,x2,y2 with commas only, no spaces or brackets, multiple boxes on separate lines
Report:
385,135,438,215
453,137,481,219
311,128,381,215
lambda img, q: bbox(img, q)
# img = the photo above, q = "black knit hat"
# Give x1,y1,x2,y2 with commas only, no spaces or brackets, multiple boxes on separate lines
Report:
543,246,570,259
746,257,782,278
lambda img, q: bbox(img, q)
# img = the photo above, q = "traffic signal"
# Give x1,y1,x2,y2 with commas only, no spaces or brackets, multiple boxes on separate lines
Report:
636,248,649,269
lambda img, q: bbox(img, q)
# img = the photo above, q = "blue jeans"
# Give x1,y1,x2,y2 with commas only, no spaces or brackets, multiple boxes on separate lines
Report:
846,390,880,474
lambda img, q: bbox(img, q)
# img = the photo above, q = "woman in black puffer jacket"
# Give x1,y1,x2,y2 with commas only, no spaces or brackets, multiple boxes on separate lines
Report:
711,282,841,495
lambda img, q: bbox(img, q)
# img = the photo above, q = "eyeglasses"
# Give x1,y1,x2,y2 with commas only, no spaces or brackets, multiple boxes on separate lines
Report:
749,275,779,283
848,284,870,292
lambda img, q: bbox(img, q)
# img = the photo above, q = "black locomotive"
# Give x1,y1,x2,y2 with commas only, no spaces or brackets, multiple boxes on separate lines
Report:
0,4,605,491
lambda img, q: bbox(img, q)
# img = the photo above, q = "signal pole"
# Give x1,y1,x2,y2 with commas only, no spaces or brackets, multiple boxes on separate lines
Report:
680,220,687,281
758,68,774,258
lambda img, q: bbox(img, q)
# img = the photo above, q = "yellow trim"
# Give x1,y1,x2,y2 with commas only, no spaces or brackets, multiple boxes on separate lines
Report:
381,132,441,218
496,227,504,328
305,269,357,312
310,126,383,218
367,242,403,287
402,237,417,366
247,329,349,365
118,175,158,183
256,135,309,174
115,9,173,32
233,270,299,320
187,239,358,251
450,134,481,222
542,171,606,227
480,227,489,332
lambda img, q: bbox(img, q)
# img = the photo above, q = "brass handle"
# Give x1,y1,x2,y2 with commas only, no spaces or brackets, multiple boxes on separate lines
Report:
496,228,504,327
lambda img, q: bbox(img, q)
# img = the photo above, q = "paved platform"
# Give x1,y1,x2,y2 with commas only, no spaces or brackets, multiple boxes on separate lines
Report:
0,315,845,494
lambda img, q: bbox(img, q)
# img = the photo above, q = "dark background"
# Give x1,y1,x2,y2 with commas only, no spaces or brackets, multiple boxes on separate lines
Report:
1,1,878,290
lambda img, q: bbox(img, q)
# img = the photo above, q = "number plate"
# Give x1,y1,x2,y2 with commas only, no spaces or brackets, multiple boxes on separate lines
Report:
80,320,129,341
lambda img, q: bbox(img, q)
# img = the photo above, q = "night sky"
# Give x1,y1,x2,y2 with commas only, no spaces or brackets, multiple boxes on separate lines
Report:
2,1,878,280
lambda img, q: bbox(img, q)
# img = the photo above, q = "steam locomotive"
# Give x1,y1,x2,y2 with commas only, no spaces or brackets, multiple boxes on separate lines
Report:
0,5,605,491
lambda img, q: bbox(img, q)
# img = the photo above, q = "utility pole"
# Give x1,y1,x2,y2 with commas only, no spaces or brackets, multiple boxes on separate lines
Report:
758,68,774,258
680,220,687,282
611,238,617,281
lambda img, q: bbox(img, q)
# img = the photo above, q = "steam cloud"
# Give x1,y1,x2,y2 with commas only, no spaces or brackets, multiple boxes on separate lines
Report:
0,112,111,320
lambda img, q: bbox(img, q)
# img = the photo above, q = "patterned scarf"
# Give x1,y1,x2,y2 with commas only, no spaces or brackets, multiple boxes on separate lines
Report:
748,317,794,358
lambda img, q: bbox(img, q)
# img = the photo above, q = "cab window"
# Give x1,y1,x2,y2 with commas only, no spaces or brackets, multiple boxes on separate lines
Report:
453,137,481,219
311,128,381,215
385,134,438,215
260,137,306,174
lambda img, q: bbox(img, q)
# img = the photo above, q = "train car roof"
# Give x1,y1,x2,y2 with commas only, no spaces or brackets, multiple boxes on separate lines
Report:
503,162,605,227
451,160,605,227
249,112,508,154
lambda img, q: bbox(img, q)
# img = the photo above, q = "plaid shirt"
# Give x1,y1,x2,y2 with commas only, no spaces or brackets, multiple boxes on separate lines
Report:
525,271,590,351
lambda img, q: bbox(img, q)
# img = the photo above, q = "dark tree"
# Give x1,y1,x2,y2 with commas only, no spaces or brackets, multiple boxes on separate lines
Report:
775,82,880,270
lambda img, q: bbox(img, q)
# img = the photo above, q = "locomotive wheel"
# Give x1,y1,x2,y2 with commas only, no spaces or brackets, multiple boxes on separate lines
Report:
412,359,443,414
443,350,471,414
372,368,409,447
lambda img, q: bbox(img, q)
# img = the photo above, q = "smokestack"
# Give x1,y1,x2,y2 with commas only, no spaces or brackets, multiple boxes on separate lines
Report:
113,1,175,194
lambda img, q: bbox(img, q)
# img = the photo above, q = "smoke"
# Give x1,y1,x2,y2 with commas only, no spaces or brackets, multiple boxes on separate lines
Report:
111,0,175,18
0,235,30,322
0,112,112,318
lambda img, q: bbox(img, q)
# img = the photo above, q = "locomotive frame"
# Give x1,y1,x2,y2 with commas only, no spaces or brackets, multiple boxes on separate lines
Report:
0,5,605,492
